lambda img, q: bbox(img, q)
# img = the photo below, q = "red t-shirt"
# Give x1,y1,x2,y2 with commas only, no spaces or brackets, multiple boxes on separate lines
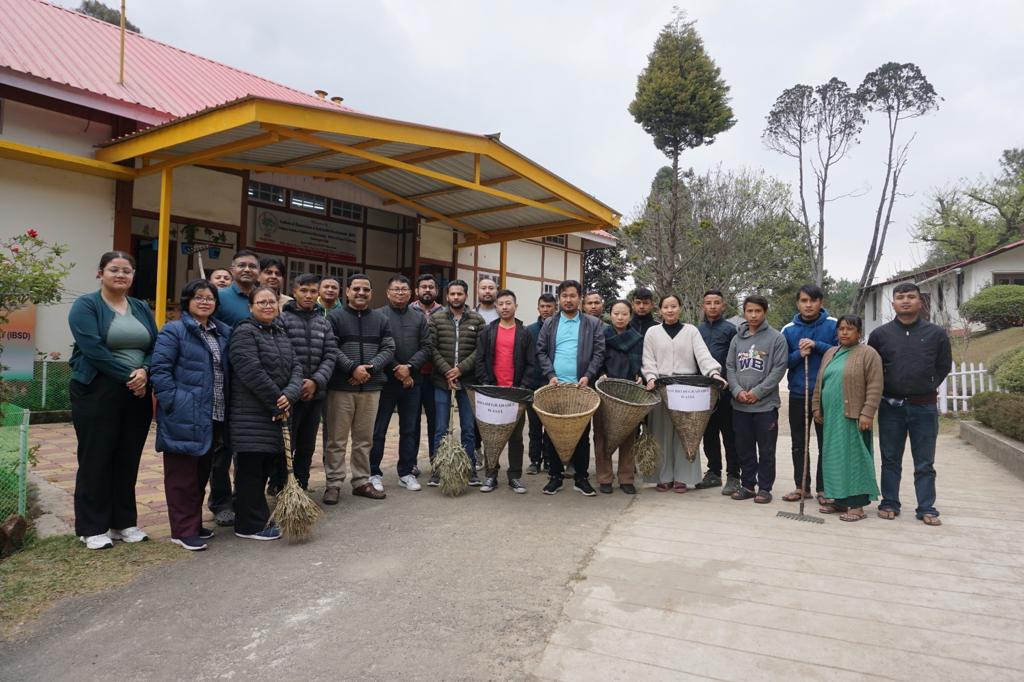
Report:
493,324,516,386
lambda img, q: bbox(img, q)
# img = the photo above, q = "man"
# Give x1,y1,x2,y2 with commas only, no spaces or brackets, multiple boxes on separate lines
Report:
696,289,740,495
629,287,658,337
476,276,499,323
279,274,338,491
536,279,606,496
726,296,789,503
868,282,951,526
411,274,443,468
524,293,557,475
780,284,838,503
474,289,535,493
213,249,260,327
317,276,342,315
323,274,396,504
429,280,486,486
583,290,609,323
370,275,433,493
258,256,292,305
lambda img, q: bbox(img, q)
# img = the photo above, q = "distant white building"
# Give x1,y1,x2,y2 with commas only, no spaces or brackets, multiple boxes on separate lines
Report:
862,239,1024,336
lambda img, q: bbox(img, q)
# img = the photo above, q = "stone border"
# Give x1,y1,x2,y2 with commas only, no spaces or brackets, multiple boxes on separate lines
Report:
959,420,1024,480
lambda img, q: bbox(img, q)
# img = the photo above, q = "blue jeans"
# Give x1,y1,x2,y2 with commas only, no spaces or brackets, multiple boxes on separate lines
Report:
433,387,476,466
878,401,939,518
370,377,422,478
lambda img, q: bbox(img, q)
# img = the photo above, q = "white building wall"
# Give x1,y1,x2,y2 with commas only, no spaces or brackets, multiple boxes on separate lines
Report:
134,166,242,227
2,100,112,156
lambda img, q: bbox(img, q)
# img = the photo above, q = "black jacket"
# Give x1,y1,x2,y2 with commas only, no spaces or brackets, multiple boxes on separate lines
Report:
376,304,432,372
537,312,606,383
603,325,643,380
867,317,952,399
279,301,338,401
429,307,486,389
474,319,536,387
629,313,658,337
227,318,304,454
524,317,547,389
327,305,396,392
698,316,738,375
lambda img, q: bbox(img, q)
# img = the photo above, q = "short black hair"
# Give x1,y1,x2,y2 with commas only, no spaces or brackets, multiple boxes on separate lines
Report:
319,276,340,287
98,250,135,270
584,290,603,300
796,284,825,302
538,293,556,304
387,274,411,288
557,279,582,296
660,293,683,308
259,256,285,273
447,279,468,294
892,282,921,297
208,268,231,282
703,288,724,299
293,273,322,288
837,314,863,332
496,288,516,302
608,298,632,314
232,249,259,264
416,273,437,286
247,285,279,304
631,287,653,301
179,278,219,314
743,295,769,312
478,276,498,286
346,273,371,288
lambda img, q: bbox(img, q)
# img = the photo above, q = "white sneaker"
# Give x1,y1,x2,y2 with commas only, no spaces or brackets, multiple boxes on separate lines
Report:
109,526,149,543
399,474,422,491
80,534,113,550
368,475,385,493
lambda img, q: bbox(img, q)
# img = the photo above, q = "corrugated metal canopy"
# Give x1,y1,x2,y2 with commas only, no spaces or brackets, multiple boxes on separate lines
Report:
97,97,619,245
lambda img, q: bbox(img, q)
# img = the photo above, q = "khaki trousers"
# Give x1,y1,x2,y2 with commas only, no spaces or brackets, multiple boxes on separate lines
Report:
324,390,380,489
593,410,636,485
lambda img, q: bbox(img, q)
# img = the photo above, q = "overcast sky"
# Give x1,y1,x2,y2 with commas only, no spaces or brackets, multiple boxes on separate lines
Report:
63,1,1023,281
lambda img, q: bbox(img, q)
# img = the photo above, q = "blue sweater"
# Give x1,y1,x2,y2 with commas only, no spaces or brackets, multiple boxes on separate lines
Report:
68,291,158,384
781,309,838,394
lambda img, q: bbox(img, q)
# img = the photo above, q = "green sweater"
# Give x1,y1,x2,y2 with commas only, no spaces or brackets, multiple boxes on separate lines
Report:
69,291,158,384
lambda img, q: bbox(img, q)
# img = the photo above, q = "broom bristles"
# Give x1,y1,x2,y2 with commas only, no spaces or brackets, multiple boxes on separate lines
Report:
434,430,471,497
270,477,322,541
634,428,659,478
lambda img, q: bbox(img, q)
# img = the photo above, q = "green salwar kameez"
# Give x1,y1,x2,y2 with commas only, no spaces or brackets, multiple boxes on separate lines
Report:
820,348,880,507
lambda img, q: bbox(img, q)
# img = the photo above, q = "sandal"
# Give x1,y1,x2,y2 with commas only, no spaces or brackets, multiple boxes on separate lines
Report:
782,490,807,502
754,491,773,504
672,481,688,493
818,504,842,514
840,510,866,522
816,493,834,506
921,514,942,526
877,509,898,520
655,482,672,492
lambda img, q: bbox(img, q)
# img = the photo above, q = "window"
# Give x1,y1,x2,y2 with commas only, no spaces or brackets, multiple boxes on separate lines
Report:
937,281,945,309
543,235,566,246
871,290,878,321
956,271,965,306
247,181,285,205
327,263,356,285
289,191,327,213
331,200,365,223
993,272,1024,285
477,271,499,284
543,282,558,296
288,258,325,287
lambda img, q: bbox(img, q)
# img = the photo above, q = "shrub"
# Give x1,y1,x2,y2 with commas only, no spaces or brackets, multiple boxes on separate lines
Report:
973,391,1024,441
988,346,1023,374
995,349,1024,394
960,285,1024,330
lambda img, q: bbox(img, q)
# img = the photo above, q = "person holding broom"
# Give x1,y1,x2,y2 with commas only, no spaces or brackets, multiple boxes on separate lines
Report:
227,286,303,541
812,315,883,522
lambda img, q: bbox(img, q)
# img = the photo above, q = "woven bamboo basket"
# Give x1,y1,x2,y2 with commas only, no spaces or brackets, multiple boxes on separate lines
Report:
468,386,532,471
594,377,661,455
532,383,600,464
657,375,720,462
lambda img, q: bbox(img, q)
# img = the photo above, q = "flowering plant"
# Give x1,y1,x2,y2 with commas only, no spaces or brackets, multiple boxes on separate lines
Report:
0,230,72,328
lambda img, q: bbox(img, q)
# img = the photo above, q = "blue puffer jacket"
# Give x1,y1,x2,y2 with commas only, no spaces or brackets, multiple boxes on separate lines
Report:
781,309,838,393
150,313,231,456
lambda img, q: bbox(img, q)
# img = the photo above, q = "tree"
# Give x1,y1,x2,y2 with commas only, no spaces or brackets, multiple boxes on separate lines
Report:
964,147,1024,243
913,186,1000,266
582,247,629,303
629,10,735,265
763,79,865,286
853,62,940,313
76,0,141,33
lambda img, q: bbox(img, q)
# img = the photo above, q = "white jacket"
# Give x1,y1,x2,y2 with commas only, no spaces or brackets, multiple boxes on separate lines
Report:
642,323,722,381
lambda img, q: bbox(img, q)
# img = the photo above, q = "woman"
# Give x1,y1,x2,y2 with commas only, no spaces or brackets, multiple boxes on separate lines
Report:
594,299,644,495
812,315,883,522
642,294,727,492
68,251,158,550
228,286,303,541
150,280,231,551
208,268,233,290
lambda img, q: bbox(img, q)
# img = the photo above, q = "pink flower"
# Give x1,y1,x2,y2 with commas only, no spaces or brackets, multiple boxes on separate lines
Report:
10,245,19,253
26,229,38,238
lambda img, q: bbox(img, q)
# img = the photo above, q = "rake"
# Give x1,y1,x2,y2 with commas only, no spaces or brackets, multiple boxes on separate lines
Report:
778,356,824,525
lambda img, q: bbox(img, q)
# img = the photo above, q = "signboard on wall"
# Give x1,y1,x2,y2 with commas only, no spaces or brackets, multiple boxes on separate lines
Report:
1,304,36,380
252,208,358,262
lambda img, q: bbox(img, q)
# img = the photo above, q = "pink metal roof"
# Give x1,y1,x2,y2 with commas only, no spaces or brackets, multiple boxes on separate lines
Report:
0,0,353,122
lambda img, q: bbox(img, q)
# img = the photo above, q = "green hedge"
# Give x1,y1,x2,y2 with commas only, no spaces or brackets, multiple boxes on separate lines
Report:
960,285,1024,330
995,349,1024,394
973,391,1024,441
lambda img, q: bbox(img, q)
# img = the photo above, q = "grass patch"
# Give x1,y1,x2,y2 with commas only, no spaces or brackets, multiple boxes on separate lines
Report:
953,327,1024,366
0,535,188,638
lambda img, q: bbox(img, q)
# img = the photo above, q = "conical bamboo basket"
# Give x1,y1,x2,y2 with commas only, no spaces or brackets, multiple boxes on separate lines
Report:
594,377,661,455
468,386,532,470
532,383,600,464
657,375,720,462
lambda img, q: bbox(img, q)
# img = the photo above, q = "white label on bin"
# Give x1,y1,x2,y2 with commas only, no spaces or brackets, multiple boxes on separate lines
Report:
666,385,711,412
476,394,519,425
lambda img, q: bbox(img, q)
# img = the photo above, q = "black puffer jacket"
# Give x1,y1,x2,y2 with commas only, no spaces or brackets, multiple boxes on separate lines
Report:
474,319,536,387
228,317,303,454
280,301,338,400
429,307,485,389
327,305,395,392
376,304,433,372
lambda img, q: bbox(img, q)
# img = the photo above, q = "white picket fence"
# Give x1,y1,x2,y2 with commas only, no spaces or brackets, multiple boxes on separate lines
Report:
938,362,1001,414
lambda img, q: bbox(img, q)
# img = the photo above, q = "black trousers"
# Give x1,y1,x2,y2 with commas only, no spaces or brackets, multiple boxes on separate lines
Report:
71,374,153,537
207,432,234,513
545,424,591,482
526,403,545,465
703,396,739,478
734,409,779,493
291,398,324,487
234,451,278,534
370,377,422,478
418,373,437,460
789,395,824,493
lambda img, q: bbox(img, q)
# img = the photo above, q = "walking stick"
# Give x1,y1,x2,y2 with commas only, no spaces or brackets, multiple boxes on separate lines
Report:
778,355,824,524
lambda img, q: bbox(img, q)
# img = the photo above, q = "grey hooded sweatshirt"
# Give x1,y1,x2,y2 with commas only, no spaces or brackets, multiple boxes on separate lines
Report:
725,321,789,413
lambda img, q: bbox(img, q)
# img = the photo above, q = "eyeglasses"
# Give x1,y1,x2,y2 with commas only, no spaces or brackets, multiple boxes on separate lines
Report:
105,267,134,275
192,296,216,304
388,288,410,293
233,263,260,270
253,300,278,308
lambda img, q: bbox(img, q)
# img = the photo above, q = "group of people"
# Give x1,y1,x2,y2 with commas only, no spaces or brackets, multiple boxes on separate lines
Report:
67,248,952,552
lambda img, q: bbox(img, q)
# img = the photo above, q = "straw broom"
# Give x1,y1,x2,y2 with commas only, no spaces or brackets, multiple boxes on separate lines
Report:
634,423,659,478
433,390,471,496
269,415,322,540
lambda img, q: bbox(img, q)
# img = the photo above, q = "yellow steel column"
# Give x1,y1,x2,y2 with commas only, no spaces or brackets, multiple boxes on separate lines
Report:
155,167,173,326
499,240,508,288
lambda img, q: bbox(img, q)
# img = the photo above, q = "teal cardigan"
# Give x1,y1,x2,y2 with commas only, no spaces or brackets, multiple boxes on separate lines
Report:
69,291,158,384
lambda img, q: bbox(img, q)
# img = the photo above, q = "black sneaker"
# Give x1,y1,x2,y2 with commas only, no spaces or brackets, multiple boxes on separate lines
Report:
574,479,597,497
480,476,497,492
694,470,722,489
171,536,207,551
427,473,440,487
468,473,482,487
508,479,527,494
542,477,563,495
619,483,637,495
198,527,215,540
731,486,756,501
526,462,540,475
599,483,613,494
